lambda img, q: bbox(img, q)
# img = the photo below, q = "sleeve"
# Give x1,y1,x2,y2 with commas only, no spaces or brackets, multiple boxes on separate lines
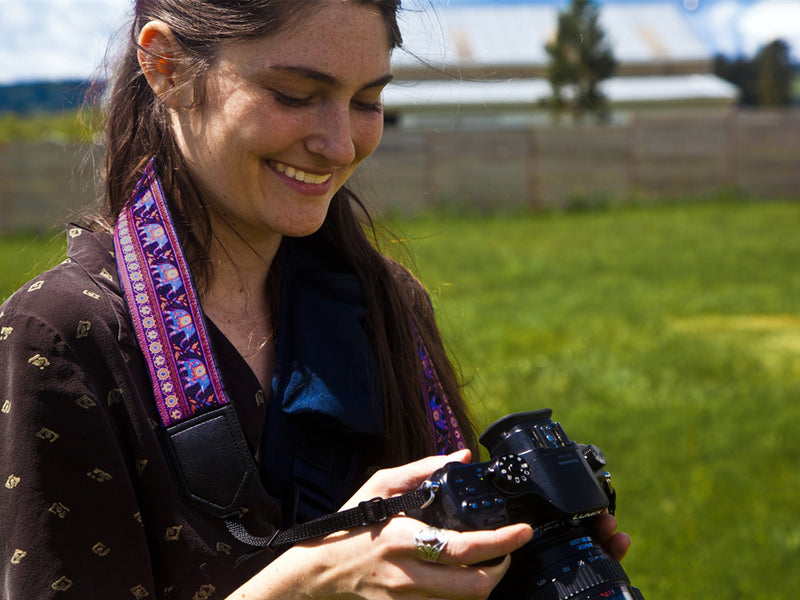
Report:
0,310,158,600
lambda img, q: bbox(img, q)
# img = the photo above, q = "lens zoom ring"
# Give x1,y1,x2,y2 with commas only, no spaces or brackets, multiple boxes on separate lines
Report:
528,557,630,600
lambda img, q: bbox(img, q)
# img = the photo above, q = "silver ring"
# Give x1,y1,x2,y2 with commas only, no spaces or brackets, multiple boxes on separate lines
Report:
414,526,448,563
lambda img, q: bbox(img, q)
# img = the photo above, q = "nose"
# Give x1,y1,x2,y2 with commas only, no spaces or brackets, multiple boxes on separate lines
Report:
305,105,357,167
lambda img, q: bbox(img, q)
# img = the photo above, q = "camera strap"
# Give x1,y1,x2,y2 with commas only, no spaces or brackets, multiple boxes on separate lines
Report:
115,160,258,518
226,484,438,551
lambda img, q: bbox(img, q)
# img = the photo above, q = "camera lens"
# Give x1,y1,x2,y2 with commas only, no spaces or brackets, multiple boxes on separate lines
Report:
489,522,644,600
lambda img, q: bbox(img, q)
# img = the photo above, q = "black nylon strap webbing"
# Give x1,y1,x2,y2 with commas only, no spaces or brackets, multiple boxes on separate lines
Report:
225,487,433,552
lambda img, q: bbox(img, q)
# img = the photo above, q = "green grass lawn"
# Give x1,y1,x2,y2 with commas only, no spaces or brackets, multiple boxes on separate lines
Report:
384,199,800,598
2,199,799,597
0,232,67,294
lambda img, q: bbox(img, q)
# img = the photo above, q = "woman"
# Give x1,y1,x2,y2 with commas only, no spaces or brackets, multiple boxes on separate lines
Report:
0,1,629,598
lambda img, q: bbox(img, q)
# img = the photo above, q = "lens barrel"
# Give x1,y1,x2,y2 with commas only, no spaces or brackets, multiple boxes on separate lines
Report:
489,523,644,600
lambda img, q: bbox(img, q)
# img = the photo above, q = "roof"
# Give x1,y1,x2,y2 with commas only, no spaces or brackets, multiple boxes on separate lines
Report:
392,1,711,72
382,74,740,111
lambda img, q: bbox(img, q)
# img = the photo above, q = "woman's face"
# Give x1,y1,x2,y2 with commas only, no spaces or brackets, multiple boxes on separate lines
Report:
171,1,393,248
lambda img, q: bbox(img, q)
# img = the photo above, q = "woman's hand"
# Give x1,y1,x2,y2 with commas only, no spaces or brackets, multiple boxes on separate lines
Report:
229,450,533,600
590,511,632,562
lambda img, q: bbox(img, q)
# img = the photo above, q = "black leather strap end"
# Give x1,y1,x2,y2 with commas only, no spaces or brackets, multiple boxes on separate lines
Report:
164,405,257,518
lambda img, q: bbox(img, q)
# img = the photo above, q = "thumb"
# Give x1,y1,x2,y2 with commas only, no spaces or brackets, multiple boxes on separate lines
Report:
344,449,472,507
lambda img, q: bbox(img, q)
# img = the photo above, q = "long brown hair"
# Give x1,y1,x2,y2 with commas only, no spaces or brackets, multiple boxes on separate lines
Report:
100,0,477,463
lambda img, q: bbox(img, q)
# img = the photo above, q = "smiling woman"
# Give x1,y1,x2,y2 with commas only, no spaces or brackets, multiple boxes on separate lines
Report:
0,1,627,599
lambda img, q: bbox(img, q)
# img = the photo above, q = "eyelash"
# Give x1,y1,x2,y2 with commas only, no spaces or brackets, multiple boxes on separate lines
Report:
273,92,312,108
272,92,383,113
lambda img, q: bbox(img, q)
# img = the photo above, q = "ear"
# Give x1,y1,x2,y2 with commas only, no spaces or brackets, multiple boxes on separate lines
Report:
137,20,183,104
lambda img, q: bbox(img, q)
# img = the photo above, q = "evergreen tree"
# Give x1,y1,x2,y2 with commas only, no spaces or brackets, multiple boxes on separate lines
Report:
713,54,758,106
756,39,792,106
544,0,617,123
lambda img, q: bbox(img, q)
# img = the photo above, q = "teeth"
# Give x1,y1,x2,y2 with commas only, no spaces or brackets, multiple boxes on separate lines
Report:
271,161,332,185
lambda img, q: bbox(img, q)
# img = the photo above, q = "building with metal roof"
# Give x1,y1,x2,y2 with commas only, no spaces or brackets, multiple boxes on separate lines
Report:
384,1,740,126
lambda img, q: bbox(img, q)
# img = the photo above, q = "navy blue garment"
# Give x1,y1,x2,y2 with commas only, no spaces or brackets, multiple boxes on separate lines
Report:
262,235,385,525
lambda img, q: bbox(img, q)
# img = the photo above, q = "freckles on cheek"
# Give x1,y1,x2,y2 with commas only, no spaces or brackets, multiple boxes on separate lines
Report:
358,123,385,161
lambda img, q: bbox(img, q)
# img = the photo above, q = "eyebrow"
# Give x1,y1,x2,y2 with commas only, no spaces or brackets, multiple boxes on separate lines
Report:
266,65,394,91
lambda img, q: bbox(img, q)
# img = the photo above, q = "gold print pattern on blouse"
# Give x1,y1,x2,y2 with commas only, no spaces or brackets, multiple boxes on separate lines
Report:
5,474,20,489
49,502,70,519
87,468,113,483
0,326,12,340
82,290,100,300
10,549,27,564
108,388,123,406
27,281,44,293
99,268,114,282
92,542,111,557
76,320,92,339
76,395,97,409
135,459,149,476
164,525,183,542
36,427,60,443
133,511,143,524
51,576,74,591
216,542,232,555
68,227,82,238
255,390,265,407
193,584,216,600
1,400,10,414
28,354,51,370
130,584,150,599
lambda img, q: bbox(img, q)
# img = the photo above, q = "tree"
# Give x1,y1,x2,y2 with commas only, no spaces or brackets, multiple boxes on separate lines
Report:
712,54,757,105
713,39,794,107
756,39,792,106
544,0,617,123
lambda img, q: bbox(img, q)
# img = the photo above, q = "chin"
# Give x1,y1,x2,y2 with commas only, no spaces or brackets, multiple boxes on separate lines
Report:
276,209,330,239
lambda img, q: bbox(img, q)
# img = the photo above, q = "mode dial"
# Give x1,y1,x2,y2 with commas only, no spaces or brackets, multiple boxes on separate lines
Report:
488,454,531,493
582,444,608,472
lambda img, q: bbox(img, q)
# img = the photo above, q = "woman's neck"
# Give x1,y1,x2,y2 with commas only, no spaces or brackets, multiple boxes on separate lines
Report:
202,231,283,392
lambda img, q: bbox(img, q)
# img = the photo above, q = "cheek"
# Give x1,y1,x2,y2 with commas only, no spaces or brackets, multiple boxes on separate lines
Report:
353,115,385,162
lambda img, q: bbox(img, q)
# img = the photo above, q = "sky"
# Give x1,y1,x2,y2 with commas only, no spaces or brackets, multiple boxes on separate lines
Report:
1,0,799,86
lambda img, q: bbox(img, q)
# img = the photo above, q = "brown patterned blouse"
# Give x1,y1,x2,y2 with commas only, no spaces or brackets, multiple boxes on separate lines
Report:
0,226,283,599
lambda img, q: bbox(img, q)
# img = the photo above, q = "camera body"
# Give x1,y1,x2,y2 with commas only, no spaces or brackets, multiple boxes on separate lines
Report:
413,409,615,533
410,409,643,600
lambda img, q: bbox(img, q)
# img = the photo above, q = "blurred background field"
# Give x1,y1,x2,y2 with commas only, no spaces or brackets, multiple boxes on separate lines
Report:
3,198,799,597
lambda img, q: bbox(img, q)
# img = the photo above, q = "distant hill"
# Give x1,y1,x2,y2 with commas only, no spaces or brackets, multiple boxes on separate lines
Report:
0,81,99,115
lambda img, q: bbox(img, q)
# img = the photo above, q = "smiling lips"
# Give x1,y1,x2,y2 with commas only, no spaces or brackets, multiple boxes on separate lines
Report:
269,160,332,185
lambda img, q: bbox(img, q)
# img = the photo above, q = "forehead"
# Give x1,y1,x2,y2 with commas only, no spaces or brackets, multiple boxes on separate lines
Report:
224,1,393,78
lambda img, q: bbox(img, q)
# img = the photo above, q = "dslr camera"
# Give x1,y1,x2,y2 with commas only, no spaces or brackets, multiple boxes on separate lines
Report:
410,409,644,600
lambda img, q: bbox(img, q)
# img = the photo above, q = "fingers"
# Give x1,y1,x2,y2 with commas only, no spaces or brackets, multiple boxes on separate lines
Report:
590,512,632,562
602,530,631,562
399,522,528,600
431,524,533,567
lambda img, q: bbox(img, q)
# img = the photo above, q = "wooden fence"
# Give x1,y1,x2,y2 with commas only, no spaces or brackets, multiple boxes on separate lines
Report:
352,107,800,214
1,108,800,232
0,142,100,233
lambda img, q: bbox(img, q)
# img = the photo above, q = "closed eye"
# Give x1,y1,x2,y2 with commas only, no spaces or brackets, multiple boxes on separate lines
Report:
272,91,312,108
353,99,383,113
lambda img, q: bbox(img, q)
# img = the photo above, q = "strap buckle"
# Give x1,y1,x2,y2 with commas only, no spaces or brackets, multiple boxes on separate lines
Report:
358,497,389,525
